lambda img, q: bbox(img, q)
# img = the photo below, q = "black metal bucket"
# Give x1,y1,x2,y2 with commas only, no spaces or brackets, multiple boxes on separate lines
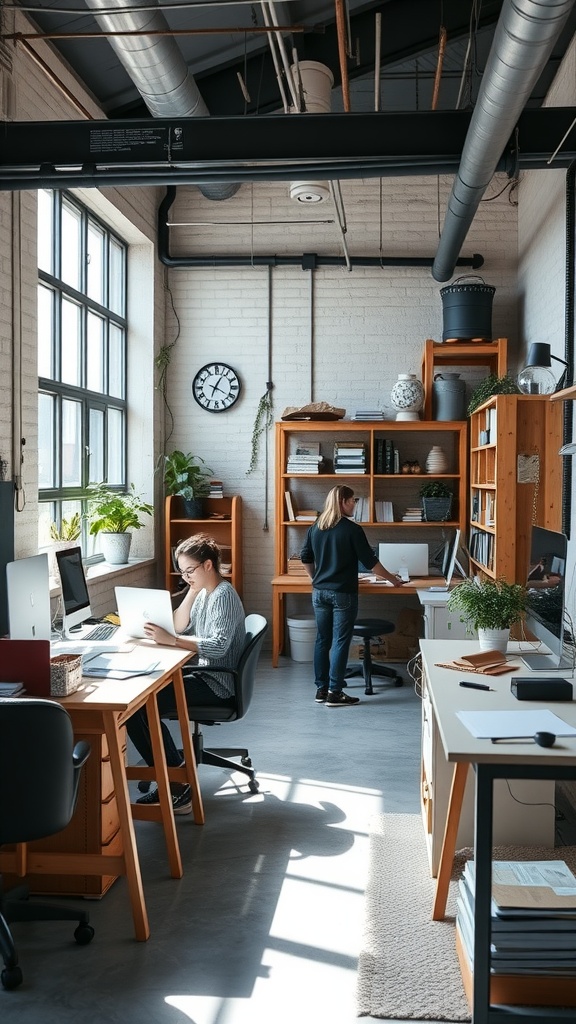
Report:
440,275,495,342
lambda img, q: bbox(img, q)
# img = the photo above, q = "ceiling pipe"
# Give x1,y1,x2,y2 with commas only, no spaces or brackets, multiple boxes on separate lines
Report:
431,25,447,111
432,0,576,282
335,0,351,111
83,0,239,200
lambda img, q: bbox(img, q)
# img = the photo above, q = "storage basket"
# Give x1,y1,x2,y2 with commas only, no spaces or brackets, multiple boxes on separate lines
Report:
50,654,83,697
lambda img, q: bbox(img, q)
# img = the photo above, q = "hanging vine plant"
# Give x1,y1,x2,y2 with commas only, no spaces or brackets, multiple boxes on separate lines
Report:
247,382,274,474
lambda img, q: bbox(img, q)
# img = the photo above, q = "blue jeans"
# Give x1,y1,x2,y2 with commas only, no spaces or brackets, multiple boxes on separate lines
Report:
312,589,358,693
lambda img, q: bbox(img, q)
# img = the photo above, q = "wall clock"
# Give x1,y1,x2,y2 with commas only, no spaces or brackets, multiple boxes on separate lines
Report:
192,362,241,412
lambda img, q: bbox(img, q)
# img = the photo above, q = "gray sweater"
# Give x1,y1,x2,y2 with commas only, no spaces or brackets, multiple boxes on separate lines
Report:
182,581,245,697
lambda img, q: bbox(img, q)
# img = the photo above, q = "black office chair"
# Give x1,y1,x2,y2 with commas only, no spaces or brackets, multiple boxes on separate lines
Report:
138,613,268,795
345,618,403,695
0,698,93,991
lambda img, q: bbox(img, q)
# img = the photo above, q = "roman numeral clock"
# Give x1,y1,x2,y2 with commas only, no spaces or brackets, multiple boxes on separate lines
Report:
192,362,242,412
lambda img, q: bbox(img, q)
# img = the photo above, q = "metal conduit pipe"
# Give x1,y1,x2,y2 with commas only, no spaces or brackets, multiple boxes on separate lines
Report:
432,0,576,282
84,0,239,200
561,160,576,536
157,186,483,270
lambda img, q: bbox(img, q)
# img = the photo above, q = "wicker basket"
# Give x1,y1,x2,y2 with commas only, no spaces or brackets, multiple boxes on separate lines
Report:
421,496,452,522
50,654,83,697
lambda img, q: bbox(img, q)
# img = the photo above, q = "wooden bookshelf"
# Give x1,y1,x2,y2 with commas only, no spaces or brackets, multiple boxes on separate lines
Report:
164,494,243,598
421,337,508,419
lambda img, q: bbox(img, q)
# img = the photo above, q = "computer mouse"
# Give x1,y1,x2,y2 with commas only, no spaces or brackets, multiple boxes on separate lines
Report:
534,731,556,748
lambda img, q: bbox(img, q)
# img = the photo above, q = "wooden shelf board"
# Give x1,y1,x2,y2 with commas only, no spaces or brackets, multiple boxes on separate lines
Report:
550,383,576,401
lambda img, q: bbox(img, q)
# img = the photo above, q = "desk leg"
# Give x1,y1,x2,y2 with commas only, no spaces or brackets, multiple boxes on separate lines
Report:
103,711,149,941
146,692,183,879
172,667,205,825
272,588,284,668
432,761,468,921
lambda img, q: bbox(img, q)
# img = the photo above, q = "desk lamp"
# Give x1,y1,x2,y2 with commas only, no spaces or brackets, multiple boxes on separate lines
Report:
517,342,568,395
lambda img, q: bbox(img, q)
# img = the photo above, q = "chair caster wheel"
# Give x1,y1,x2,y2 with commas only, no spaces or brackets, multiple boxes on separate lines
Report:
248,779,259,794
74,923,95,945
1,965,23,990
241,756,252,768
138,780,151,793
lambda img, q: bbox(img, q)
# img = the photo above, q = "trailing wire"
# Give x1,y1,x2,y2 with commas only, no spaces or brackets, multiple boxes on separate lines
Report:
155,271,181,445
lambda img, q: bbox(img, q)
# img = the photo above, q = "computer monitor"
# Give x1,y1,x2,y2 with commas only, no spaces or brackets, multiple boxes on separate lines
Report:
55,545,93,637
6,553,51,640
521,525,570,671
378,543,429,577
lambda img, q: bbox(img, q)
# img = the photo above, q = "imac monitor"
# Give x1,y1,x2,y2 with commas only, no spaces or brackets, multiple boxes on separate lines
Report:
522,526,570,671
6,553,51,640
55,546,93,637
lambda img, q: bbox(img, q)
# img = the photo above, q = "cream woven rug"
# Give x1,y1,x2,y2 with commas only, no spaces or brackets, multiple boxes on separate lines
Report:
356,812,576,1021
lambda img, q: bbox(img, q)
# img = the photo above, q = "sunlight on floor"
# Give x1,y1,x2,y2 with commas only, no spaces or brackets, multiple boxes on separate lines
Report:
165,772,383,1024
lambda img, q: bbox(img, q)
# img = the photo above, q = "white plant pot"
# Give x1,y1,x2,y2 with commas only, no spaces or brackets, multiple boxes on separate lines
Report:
100,532,132,565
477,627,510,654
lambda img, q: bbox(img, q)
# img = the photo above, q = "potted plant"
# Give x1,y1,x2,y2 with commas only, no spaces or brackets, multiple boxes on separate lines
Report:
161,450,213,518
49,513,82,578
467,373,521,415
447,576,527,652
419,481,453,522
87,483,154,564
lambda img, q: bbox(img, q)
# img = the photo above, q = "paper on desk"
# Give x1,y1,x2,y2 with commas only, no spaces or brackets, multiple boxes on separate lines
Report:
82,654,160,679
358,574,392,585
456,709,576,739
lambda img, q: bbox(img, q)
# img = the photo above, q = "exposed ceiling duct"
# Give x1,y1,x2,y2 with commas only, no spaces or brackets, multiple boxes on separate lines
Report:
432,0,576,282
83,0,238,200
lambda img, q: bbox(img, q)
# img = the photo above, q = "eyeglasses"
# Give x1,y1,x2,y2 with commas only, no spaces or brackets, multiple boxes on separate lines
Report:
178,562,204,579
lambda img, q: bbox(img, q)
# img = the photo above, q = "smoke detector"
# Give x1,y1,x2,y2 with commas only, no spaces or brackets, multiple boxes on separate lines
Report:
289,181,331,204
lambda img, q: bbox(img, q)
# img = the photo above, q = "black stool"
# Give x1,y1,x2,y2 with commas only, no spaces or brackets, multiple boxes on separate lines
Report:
345,618,403,695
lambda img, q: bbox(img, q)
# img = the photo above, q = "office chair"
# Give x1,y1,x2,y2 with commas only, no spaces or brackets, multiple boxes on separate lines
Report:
0,698,93,990
345,618,403,695
138,613,268,795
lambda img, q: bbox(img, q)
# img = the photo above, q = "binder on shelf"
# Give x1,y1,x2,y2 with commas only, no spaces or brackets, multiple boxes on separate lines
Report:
285,491,295,521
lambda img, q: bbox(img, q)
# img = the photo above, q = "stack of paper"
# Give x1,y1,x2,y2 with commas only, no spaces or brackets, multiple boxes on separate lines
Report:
457,860,576,976
0,681,25,695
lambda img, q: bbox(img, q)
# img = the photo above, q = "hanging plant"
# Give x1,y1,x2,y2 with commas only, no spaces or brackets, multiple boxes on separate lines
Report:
247,383,274,475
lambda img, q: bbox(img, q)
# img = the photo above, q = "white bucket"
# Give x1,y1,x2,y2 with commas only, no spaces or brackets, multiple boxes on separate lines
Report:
289,60,334,114
287,615,316,662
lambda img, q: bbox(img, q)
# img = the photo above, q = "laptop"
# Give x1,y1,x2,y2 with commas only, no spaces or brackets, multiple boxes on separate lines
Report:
409,530,461,591
114,587,176,639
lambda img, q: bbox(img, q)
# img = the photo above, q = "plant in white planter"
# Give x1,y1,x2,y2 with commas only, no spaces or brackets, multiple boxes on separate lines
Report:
447,576,527,652
87,484,153,565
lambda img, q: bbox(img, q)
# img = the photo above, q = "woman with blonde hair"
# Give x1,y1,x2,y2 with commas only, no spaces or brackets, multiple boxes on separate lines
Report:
301,485,402,707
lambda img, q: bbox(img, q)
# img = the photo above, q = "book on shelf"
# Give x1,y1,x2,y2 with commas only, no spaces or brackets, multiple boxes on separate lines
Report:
286,555,309,576
375,500,394,523
284,490,295,521
295,510,318,521
286,463,323,474
353,410,384,420
209,479,224,497
353,497,369,522
333,442,365,456
294,441,321,457
288,453,323,463
334,467,367,474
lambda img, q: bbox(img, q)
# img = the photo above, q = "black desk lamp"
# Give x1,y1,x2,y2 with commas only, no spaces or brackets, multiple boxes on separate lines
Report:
517,342,568,395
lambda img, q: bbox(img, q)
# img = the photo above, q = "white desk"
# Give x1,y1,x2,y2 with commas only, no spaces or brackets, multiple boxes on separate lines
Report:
421,640,576,1020
417,589,474,641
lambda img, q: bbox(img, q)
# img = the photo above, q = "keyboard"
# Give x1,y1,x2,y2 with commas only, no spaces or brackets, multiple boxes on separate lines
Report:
82,622,118,641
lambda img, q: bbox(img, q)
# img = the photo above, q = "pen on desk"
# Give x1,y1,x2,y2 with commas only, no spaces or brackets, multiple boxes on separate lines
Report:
458,680,495,692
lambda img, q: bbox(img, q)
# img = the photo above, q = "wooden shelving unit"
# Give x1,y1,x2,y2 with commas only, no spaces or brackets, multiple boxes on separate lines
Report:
421,337,508,418
275,419,468,578
468,394,562,582
164,494,243,598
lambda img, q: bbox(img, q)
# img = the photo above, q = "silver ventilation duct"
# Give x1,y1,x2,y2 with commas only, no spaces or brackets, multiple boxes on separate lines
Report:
84,0,238,200
432,0,576,282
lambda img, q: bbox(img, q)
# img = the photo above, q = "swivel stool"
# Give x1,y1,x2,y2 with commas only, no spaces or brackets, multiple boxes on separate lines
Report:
345,618,403,695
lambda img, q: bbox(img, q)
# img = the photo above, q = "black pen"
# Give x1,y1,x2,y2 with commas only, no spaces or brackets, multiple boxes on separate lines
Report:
459,680,495,692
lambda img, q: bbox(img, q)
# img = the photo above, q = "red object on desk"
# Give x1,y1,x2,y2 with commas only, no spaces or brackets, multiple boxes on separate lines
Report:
0,639,51,696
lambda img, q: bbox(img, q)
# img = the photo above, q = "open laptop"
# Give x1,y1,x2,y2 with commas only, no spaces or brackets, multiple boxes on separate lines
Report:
114,586,176,639
409,530,461,591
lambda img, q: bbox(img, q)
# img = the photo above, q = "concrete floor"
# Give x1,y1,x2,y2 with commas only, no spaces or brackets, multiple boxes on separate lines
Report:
4,654,447,1023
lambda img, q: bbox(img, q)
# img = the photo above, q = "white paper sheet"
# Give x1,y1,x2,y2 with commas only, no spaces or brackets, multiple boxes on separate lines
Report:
456,708,576,739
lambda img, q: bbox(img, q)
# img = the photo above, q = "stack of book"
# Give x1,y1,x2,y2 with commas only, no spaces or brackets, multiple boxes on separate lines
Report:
287,441,324,474
353,496,369,522
375,500,394,523
457,858,576,977
0,681,25,696
333,442,367,474
209,479,224,498
352,410,385,420
286,555,309,576
402,506,424,522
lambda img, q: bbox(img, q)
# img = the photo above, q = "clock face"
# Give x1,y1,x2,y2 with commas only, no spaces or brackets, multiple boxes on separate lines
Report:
192,362,241,413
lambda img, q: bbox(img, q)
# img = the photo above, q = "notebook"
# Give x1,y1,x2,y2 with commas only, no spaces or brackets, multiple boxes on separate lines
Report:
114,587,176,639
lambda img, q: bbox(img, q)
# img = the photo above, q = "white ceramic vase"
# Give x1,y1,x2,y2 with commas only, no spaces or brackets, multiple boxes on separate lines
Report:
390,373,424,421
425,445,449,474
477,627,510,654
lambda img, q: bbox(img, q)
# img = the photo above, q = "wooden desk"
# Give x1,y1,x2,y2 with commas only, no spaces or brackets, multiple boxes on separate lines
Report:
421,640,576,1019
0,645,204,941
271,574,418,667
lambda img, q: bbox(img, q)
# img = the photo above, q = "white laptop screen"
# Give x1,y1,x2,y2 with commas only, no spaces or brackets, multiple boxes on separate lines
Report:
115,587,176,638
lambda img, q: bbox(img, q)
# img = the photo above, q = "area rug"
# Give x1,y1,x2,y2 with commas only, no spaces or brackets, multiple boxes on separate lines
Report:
356,812,470,1022
356,812,576,1021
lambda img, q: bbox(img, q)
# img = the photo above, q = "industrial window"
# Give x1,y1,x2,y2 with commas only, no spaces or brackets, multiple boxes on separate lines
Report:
37,189,128,552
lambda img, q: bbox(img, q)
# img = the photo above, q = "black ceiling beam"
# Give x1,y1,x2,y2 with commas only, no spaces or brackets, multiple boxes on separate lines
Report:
0,108,574,190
